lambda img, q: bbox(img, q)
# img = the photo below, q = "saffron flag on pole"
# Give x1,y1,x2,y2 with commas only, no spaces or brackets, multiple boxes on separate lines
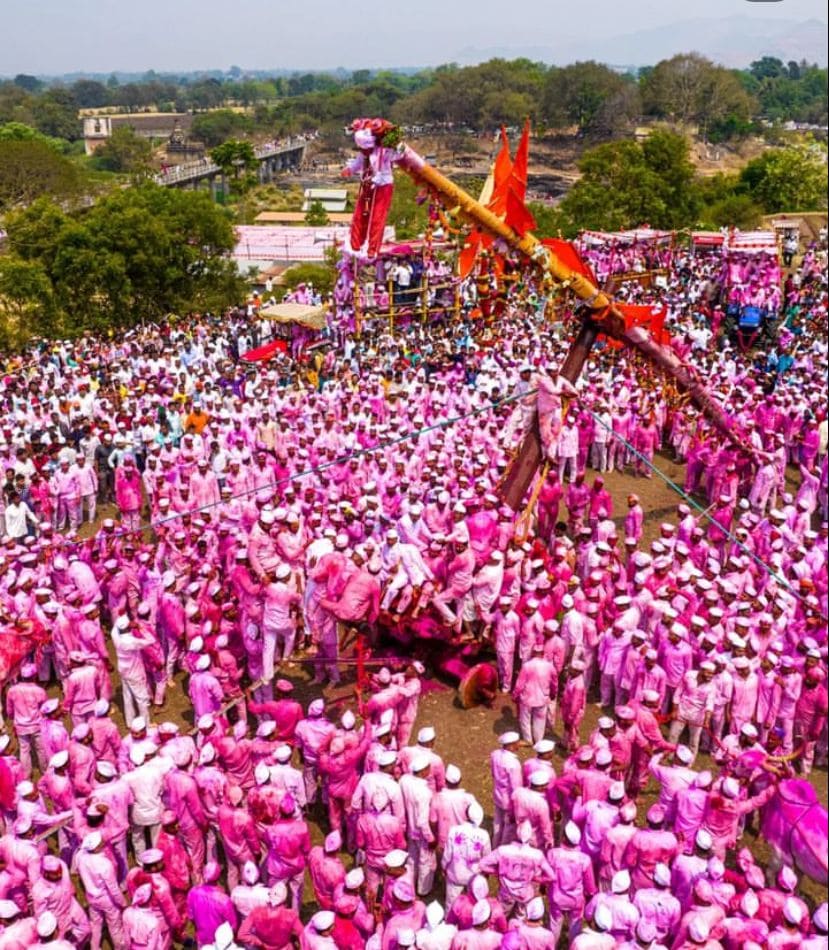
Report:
460,128,513,277
541,239,598,285
503,119,536,235
507,119,530,200
458,239,482,279
617,304,670,345
505,188,537,236
480,126,513,210
460,121,538,268
599,305,670,350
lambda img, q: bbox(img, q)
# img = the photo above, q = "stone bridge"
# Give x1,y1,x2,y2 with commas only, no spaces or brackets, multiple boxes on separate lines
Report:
153,139,307,195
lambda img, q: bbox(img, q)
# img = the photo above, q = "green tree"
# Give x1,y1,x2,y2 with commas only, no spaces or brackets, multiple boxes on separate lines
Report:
92,126,154,174
0,140,82,212
0,122,67,150
738,144,828,212
386,173,430,240
0,84,36,127
31,88,80,140
559,141,667,232
392,59,545,128
192,109,253,147
13,74,42,93
699,193,763,230
527,202,571,238
0,257,56,348
707,114,756,144
72,79,110,108
479,90,536,129
3,184,244,336
210,139,258,193
744,63,828,125
556,131,701,231
588,84,642,139
641,130,700,225
304,200,330,226
281,261,334,297
542,62,636,135
641,53,755,134
5,197,68,262
187,78,226,110
750,57,787,80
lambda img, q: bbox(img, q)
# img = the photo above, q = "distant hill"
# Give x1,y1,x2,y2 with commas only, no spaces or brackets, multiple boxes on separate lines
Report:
454,16,828,69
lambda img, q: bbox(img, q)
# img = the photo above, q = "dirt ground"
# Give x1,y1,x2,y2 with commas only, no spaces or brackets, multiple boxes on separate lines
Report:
67,450,826,934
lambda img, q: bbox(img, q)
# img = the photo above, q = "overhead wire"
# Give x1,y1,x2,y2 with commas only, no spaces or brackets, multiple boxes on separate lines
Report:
51,386,533,546
32,373,823,619
583,406,827,622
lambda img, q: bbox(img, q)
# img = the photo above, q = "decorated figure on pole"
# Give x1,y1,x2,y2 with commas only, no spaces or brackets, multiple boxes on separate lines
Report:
341,118,401,259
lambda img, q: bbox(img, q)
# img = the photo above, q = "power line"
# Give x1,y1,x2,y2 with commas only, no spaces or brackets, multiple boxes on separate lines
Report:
584,406,827,622
37,379,822,621
53,386,532,545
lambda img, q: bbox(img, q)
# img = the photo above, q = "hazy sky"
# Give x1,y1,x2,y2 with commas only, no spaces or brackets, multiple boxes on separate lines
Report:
4,0,826,75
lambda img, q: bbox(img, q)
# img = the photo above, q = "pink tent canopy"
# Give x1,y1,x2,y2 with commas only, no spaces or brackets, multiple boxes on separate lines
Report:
725,230,779,255
691,231,725,247
234,224,399,262
234,225,350,262
580,228,674,246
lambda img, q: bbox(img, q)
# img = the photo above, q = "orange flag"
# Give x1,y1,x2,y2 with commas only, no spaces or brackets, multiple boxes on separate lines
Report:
458,231,495,279
505,188,537,236
618,304,670,345
504,119,536,234
508,118,531,201
541,239,598,285
487,126,514,215
462,128,514,278
458,238,481,279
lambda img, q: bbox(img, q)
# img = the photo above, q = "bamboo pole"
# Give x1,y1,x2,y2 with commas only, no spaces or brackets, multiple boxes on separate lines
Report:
354,276,362,339
394,140,751,508
396,145,611,315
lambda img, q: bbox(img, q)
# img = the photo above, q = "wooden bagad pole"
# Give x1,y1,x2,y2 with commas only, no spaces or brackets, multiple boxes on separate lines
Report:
396,145,610,307
394,140,752,509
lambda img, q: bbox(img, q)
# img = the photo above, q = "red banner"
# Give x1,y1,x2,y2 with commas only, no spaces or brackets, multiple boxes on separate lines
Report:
617,304,670,345
240,339,289,363
541,239,598,284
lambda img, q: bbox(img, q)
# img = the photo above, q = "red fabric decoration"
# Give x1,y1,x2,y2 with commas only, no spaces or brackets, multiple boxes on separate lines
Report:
541,239,598,285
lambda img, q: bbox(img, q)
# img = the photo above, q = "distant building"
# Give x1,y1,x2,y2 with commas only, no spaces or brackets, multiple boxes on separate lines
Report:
763,212,828,246
81,112,194,156
233,223,394,268
255,211,352,225
302,188,348,213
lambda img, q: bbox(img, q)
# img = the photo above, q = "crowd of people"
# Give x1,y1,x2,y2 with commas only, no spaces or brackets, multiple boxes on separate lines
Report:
0,230,826,949
333,246,459,338
575,235,674,285
721,251,782,314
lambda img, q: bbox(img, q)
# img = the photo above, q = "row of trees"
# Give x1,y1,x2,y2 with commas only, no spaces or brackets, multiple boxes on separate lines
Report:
0,184,244,348
529,131,827,236
4,54,827,144
11,69,430,112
